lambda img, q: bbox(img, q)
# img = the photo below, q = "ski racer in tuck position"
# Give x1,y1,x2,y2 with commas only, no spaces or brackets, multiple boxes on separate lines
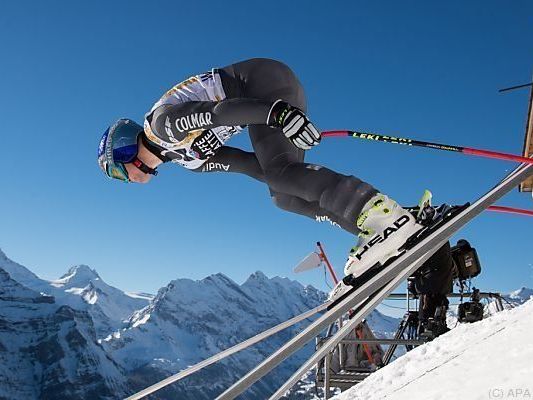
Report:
98,58,445,299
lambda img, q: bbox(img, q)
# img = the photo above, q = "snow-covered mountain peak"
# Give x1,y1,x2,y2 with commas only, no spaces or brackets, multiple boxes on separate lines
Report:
246,270,269,281
149,277,191,303
509,286,533,302
0,267,53,304
0,248,45,289
0,251,150,337
51,264,100,288
241,271,325,311
244,271,301,291
204,271,230,280
201,272,241,287
0,268,127,399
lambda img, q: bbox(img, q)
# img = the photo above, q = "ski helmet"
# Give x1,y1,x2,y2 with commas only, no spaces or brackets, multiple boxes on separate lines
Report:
98,118,145,182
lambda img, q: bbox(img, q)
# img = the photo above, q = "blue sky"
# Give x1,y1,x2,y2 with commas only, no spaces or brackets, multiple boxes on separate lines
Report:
1,1,532,308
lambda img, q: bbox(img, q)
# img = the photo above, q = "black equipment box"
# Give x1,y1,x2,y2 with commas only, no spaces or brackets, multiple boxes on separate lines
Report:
451,239,481,281
458,301,484,323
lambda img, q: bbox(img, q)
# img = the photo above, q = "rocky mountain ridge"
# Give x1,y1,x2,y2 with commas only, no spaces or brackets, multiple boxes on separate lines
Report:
0,248,397,399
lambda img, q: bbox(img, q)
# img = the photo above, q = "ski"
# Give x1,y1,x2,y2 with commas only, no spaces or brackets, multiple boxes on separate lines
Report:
327,201,467,310
216,161,533,400
268,248,446,400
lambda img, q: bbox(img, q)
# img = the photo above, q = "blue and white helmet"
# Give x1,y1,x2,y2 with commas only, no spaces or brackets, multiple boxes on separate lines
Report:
98,118,144,182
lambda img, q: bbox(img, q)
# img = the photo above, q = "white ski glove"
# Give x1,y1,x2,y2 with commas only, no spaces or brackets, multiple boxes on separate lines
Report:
267,100,321,150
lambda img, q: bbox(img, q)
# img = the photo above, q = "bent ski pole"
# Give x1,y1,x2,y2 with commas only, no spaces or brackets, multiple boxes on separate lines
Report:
322,130,533,165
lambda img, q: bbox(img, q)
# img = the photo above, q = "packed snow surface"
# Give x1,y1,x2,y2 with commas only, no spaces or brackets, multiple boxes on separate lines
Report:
333,298,533,400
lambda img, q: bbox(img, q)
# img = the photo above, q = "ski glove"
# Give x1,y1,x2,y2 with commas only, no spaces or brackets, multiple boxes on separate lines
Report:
267,100,321,150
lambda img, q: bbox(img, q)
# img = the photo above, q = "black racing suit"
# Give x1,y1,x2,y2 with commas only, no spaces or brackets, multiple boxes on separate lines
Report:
144,58,377,234
143,58,454,300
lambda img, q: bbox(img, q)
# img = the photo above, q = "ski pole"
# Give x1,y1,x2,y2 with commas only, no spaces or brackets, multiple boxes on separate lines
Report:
316,242,376,365
487,206,533,217
321,130,533,165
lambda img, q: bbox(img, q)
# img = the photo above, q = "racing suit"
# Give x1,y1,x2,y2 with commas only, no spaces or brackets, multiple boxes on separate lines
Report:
143,58,378,234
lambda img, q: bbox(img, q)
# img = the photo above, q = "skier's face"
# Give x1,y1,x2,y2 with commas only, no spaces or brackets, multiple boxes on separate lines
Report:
124,162,153,184
122,137,162,184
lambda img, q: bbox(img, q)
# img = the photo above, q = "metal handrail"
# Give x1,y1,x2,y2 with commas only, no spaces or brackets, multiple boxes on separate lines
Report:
124,302,329,400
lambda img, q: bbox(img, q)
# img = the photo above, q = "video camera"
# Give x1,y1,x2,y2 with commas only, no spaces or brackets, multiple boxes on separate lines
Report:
451,239,481,281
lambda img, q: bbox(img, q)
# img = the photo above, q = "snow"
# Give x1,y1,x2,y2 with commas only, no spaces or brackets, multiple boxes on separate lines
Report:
65,287,84,295
131,312,150,328
83,289,99,305
125,291,155,300
333,298,533,400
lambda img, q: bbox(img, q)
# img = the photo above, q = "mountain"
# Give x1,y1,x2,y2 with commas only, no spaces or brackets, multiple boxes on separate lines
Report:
0,251,151,337
49,264,151,335
332,297,533,400
103,271,399,399
0,267,53,304
508,286,533,304
0,249,398,399
102,271,329,399
0,266,126,400
0,248,49,291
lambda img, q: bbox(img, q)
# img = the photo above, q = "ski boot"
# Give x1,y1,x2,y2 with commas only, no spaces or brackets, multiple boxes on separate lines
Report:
329,192,431,302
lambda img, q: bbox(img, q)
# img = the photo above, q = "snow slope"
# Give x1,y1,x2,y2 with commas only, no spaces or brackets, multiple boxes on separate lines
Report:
333,298,533,400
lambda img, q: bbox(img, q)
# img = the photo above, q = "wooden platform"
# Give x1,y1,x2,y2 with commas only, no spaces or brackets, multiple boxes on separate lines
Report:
520,84,533,192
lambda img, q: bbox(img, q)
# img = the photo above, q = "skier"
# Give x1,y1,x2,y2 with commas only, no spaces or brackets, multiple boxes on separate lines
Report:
98,58,425,299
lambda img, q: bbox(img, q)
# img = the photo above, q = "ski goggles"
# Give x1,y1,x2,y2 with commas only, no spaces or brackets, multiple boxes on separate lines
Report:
106,162,130,182
105,156,159,182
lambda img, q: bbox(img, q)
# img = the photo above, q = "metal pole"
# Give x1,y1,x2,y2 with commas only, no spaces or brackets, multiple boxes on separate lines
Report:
321,130,533,165
317,242,339,284
339,339,426,345
406,285,409,312
486,206,533,217
124,303,328,400
496,296,504,312
498,82,533,93
317,242,345,371
337,324,344,371
324,353,331,400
